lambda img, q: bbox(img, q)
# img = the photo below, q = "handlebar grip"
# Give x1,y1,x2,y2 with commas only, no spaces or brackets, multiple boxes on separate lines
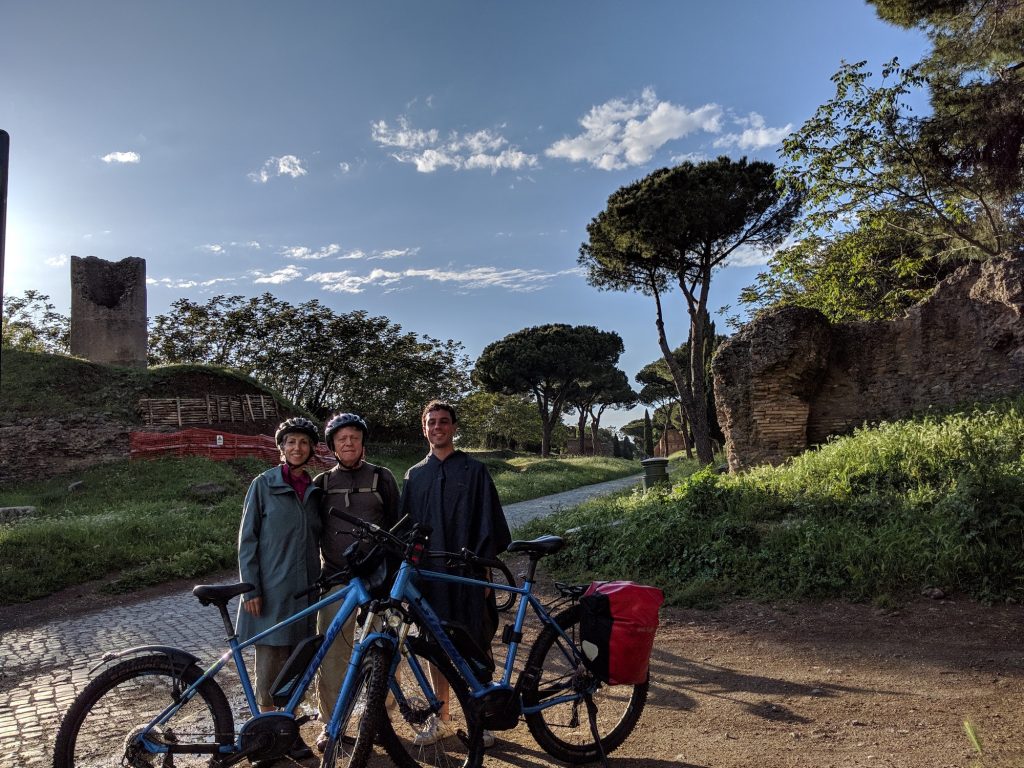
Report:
329,506,380,533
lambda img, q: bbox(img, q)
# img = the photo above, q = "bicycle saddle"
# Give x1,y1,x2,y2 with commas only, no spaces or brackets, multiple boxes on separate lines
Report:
506,535,565,556
192,582,254,606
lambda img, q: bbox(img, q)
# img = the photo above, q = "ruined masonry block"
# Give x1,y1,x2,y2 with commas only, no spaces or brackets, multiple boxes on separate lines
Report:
69,255,147,367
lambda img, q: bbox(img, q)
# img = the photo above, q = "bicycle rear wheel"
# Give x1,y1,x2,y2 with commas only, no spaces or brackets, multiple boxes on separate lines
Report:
377,634,484,768
53,654,233,768
521,604,648,764
319,644,392,768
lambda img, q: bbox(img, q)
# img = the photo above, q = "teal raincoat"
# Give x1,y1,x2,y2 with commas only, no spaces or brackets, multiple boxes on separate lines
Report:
236,465,322,645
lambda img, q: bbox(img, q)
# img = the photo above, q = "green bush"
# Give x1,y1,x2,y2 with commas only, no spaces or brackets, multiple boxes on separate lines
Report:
521,396,1024,606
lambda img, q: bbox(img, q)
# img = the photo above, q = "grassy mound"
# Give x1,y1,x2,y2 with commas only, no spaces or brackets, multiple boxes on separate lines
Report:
519,397,1024,606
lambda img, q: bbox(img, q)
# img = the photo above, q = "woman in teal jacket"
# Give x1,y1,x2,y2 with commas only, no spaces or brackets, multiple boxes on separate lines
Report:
236,417,322,760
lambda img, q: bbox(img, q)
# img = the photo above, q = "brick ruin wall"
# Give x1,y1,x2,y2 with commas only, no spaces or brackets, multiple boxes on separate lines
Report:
70,255,147,367
712,255,1024,472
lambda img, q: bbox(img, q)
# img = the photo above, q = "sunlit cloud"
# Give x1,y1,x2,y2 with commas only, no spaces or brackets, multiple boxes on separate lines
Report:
372,118,538,174
546,88,723,170
252,265,303,284
369,247,419,260
279,244,342,260
306,265,576,294
147,277,199,289
306,269,404,293
338,162,351,173
145,275,240,289
101,151,141,164
200,244,225,254
670,151,710,164
713,112,792,150
45,254,69,268
248,154,308,183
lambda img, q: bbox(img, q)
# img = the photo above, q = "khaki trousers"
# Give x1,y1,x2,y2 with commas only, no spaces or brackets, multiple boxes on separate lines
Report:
315,585,356,721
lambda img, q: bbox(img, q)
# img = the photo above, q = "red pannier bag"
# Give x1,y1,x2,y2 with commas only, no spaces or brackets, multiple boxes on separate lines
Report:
579,581,664,685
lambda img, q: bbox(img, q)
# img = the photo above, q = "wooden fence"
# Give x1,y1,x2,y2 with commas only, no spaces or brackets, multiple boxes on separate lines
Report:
138,394,279,428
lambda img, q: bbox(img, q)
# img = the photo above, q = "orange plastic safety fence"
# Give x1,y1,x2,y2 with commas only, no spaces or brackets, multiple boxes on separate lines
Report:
129,428,336,471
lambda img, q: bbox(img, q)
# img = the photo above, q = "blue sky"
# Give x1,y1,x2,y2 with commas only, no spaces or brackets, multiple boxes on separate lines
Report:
2,1,927,428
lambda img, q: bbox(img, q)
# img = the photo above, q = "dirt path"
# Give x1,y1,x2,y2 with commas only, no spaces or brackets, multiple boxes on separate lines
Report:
439,595,1024,768
8,571,1022,768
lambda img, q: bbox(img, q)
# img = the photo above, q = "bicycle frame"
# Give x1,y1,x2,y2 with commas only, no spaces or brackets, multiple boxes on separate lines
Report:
385,556,585,717
136,575,390,758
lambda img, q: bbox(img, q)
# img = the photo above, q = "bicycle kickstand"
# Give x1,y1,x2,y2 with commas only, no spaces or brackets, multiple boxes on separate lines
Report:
583,693,609,768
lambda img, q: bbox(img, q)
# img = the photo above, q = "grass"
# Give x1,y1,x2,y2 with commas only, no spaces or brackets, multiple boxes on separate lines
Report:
0,452,640,604
518,396,1024,608
0,348,308,421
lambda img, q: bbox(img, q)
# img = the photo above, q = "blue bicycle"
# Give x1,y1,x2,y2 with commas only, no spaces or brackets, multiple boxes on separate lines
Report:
330,509,650,768
52,536,405,768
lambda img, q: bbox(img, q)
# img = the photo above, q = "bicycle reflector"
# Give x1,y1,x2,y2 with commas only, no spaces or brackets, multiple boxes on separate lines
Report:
406,528,429,565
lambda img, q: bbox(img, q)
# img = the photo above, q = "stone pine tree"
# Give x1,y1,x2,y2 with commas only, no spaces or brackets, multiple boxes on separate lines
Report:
474,324,625,457
643,409,654,457
580,157,801,465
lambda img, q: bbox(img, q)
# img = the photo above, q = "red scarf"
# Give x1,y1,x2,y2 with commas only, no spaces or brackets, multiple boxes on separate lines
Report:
281,463,311,499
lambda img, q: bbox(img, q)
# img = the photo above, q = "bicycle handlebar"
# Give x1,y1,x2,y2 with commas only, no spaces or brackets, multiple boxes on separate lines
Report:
327,506,516,589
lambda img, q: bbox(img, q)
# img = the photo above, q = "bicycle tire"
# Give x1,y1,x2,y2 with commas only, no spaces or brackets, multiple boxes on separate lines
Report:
53,654,234,768
378,633,484,768
319,644,392,768
521,604,648,763
492,561,516,613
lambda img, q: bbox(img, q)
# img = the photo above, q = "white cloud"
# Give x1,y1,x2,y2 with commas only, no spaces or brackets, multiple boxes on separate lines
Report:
45,254,69,268
372,118,439,149
252,265,303,284
306,264,576,294
546,88,723,170
338,162,351,173
279,243,342,260
670,151,710,165
248,154,308,183
101,151,140,164
722,245,772,268
200,244,225,254
370,247,419,260
306,268,404,294
713,112,793,151
372,117,538,173
147,277,199,289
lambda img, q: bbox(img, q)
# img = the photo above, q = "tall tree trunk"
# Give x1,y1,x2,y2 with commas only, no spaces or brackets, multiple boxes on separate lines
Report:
576,411,588,455
677,405,693,460
534,386,552,457
651,282,713,465
676,263,715,465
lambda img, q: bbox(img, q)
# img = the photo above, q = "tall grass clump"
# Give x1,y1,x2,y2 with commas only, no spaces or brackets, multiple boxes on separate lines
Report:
520,396,1024,606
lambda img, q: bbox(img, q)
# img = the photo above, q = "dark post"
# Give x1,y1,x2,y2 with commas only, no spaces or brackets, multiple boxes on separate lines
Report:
640,457,670,491
0,130,9,317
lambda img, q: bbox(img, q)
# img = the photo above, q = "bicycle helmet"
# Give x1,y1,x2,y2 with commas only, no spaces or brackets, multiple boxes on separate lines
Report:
324,412,369,451
274,417,320,447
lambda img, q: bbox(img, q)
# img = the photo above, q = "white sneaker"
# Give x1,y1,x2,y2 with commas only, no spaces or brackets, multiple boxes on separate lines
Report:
482,729,496,748
412,717,456,746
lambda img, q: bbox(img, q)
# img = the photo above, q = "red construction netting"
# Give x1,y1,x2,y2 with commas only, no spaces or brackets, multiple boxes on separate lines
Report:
130,428,337,471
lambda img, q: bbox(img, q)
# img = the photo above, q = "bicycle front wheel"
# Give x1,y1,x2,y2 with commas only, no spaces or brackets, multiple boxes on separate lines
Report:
53,654,234,768
319,644,392,768
522,604,648,764
378,635,484,768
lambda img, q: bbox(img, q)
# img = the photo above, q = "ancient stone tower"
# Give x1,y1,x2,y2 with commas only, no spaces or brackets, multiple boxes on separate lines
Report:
69,255,147,367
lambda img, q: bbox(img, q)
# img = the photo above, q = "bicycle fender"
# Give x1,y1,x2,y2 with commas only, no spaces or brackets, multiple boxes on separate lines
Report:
88,644,202,675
